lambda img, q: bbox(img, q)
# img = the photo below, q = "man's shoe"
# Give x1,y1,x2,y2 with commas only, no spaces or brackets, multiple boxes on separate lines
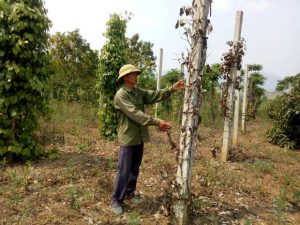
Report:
110,201,123,215
127,193,142,204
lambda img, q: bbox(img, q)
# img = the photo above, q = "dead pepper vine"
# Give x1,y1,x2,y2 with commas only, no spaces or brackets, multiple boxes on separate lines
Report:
220,38,246,116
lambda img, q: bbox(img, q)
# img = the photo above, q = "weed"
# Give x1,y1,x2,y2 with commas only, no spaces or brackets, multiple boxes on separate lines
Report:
78,142,91,153
273,194,287,225
68,185,81,210
243,219,253,225
107,156,116,170
292,190,300,205
202,160,235,188
66,159,74,180
6,170,22,205
83,187,94,202
22,162,31,189
193,198,209,211
128,211,141,225
246,159,274,174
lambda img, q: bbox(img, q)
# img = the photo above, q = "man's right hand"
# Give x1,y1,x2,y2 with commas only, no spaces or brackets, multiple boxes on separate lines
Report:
158,120,172,132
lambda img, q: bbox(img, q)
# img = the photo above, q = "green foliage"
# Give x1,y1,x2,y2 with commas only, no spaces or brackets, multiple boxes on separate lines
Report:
257,99,272,121
0,0,52,161
127,33,156,72
159,69,183,122
97,14,128,138
137,70,156,90
48,30,99,104
247,65,266,119
266,74,300,150
127,33,157,90
276,75,298,92
203,64,223,124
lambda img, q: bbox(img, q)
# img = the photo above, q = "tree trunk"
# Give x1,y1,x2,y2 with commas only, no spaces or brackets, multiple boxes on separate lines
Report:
174,1,211,224
221,11,243,162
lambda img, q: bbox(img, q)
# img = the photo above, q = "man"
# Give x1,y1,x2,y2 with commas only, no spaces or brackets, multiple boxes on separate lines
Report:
111,64,185,215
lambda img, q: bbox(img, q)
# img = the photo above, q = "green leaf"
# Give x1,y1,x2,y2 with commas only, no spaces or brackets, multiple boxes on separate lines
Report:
11,111,17,117
12,45,20,55
13,63,20,74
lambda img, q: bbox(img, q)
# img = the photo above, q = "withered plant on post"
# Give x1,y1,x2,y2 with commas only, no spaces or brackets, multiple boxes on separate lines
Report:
220,11,245,162
174,0,212,224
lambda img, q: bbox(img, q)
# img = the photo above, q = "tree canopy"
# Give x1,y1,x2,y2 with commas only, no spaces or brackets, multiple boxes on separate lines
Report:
48,30,99,104
247,64,266,119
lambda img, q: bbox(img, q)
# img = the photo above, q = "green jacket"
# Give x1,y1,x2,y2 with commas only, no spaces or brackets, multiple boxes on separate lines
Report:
114,85,173,146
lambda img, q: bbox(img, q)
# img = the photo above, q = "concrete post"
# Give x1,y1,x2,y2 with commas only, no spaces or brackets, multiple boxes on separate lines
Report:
221,11,243,162
232,69,241,148
241,65,249,133
155,48,163,117
174,1,211,224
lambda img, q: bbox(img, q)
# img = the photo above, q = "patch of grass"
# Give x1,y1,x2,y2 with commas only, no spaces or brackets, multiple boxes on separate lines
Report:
281,174,300,207
3,164,32,207
77,141,92,153
245,159,274,175
49,100,98,129
201,160,236,188
128,211,141,225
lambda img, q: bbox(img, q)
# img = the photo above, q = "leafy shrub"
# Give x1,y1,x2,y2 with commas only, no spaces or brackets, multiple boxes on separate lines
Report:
266,74,300,150
0,0,51,161
97,14,127,138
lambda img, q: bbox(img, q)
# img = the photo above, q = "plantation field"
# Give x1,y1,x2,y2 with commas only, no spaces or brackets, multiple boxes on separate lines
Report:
1,101,299,225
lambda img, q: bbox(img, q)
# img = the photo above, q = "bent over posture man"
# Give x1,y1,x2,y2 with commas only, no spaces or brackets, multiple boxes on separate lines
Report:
111,64,185,215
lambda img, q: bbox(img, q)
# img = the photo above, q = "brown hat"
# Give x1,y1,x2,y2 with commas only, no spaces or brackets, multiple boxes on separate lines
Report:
117,64,141,82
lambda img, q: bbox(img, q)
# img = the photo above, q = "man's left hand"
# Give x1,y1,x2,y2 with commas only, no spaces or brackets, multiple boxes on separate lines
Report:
171,80,185,92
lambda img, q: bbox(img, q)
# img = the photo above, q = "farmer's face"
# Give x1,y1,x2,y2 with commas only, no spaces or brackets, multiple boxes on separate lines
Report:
123,72,139,86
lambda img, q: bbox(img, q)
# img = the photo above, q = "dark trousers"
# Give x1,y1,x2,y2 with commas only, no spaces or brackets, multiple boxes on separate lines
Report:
112,143,144,203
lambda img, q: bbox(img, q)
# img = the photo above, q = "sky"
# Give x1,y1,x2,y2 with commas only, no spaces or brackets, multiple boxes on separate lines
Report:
44,0,300,91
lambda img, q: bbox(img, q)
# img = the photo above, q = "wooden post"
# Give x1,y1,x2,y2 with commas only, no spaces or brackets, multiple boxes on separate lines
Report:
155,48,163,117
221,11,243,162
241,65,249,133
232,69,241,147
174,1,211,224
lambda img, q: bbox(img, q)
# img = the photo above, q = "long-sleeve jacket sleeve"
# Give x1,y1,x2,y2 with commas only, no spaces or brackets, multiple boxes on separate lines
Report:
141,87,173,105
114,91,160,126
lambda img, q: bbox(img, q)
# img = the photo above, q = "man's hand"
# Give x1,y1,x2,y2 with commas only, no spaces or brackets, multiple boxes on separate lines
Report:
158,120,172,132
171,80,185,92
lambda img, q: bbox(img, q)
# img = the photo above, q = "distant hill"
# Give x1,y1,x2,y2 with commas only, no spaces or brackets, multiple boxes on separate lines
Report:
262,71,282,92
265,91,281,100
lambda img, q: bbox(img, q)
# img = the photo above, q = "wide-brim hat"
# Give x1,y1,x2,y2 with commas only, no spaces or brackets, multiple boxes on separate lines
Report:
117,64,141,83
